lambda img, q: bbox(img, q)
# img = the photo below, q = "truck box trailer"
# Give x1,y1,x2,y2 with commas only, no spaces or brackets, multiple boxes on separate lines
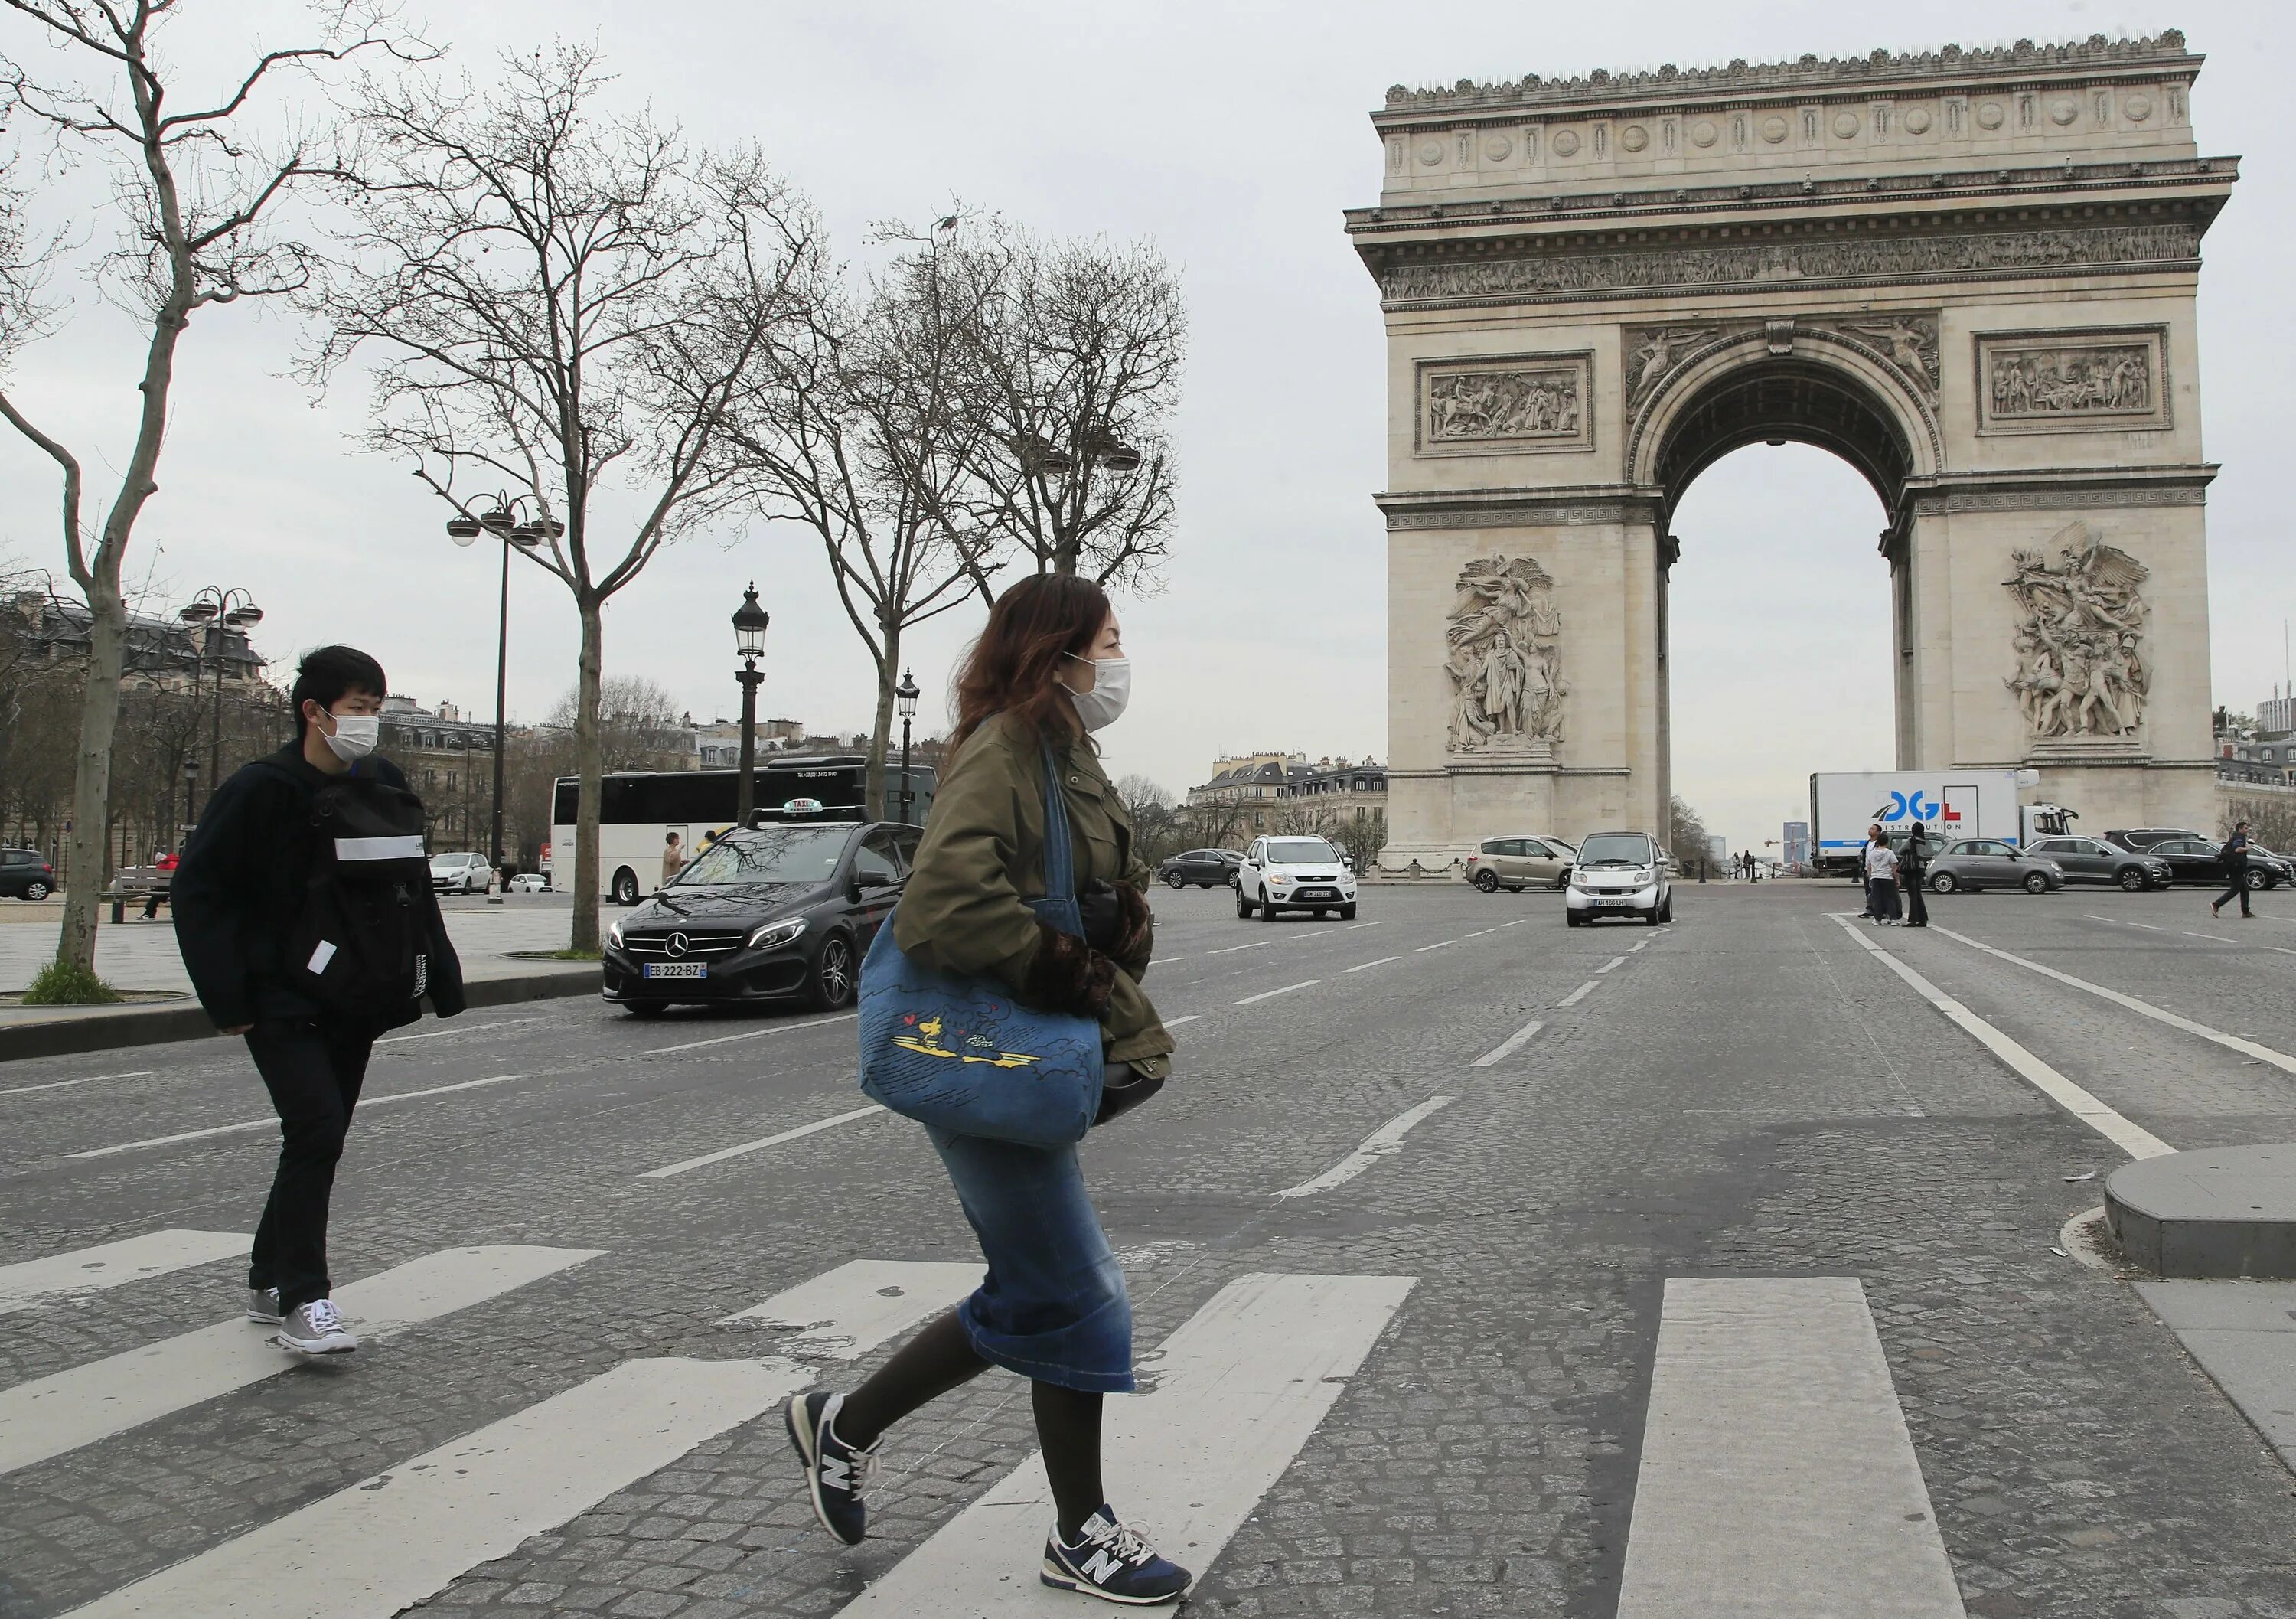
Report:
1808,771,2064,876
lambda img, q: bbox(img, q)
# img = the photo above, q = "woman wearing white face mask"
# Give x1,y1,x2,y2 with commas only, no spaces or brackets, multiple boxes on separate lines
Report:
784,576,1190,1605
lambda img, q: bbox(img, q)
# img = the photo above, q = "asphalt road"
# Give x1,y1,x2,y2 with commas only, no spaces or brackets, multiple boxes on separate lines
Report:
4,876,2295,1617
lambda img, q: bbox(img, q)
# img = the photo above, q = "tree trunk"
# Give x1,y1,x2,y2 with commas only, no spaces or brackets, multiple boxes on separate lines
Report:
570,598,604,952
55,566,127,971
863,628,898,822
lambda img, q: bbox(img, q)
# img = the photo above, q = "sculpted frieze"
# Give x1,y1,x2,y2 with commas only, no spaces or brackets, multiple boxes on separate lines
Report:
1417,354,1592,455
1379,224,2202,307
1622,312,1941,417
1446,554,1567,753
2004,524,2150,739
1977,327,2168,433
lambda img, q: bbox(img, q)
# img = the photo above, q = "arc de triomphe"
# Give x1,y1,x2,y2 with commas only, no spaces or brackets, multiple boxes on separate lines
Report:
1349,32,2232,869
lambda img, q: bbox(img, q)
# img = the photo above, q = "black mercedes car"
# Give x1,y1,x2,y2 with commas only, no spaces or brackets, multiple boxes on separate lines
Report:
602,820,919,1016
1155,847,1243,889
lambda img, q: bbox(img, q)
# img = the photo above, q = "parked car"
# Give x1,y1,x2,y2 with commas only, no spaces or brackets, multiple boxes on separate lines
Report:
2103,827,2208,853
1,847,57,901
1235,835,1357,920
429,852,497,895
1923,839,2066,893
1466,835,1577,893
2141,837,2292,891
2024,835,2173,892
1156,847,1243,889
602,820,918,1015
507,872,551,893
1564,831,1672,925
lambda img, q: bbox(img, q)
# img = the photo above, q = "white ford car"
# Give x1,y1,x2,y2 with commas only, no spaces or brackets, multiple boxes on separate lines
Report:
1564,831,1673,926
1235,835,1358,922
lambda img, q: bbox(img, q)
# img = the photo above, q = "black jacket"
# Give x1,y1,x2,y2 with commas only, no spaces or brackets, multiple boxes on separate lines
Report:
171,744,466,1030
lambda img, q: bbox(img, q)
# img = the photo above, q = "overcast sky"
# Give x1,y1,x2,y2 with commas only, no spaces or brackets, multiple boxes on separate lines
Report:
2,1,2288,851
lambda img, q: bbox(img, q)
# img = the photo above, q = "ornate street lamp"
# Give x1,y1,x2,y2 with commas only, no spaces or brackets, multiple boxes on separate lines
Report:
448,494,557,887
732,583,771,826
178,586,263,816
896,668,921,824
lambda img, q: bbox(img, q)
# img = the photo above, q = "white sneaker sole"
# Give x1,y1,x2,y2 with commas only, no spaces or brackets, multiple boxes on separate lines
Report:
274,1330,357,1355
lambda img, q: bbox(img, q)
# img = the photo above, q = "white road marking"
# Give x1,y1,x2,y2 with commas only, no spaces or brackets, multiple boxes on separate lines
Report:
0,1245,599,1477
642,1104,887,1180
1616,1278,1963,1619
1345,920,1384,929
1831,916,2172,1159
1274,1095,1455,1200
647,1010,856,1055
70,1258,1011,1619
718,1258,977,1355
1470,1020,1544,1068
1629,940,1650,952
373,1016,545,1047
1559,981,1599,1007
1234,979,1319,1007
834,1272,1415,1616
1203,938,1278,956
1163,1014,1201,1027
0,1069,152,1100
1931,923,2296,1078
2084,914,2174,934
2183,930,2239,943
1342,955,1401,974
0,1229,248,1316
1502,919,1527,928
65,1075,527,1159
1595,955,1627,974
1414,938,1456,951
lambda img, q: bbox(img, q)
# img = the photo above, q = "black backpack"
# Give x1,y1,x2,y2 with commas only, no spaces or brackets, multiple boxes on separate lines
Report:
283,769,437,1018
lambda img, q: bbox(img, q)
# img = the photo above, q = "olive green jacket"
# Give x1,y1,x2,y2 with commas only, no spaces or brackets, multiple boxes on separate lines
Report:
893,710,1173,1076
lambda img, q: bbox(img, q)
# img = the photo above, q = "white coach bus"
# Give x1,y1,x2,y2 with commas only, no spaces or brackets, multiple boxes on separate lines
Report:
549,753,938,906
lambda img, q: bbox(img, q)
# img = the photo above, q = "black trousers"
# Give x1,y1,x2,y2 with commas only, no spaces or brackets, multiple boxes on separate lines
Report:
244,1018,377,1311
2216,868,2253,916
1903,875,1929,926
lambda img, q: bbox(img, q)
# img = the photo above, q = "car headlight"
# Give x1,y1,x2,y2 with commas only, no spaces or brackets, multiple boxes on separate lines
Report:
748,918,807,950
1268,873,1291,885
606,919,623,948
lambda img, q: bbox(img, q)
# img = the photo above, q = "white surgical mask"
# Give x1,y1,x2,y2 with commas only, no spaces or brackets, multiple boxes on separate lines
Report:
1064,654,1130,732
323,713,381,762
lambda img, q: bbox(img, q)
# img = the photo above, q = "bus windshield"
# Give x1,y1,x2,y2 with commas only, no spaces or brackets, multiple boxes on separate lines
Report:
672,826,850,888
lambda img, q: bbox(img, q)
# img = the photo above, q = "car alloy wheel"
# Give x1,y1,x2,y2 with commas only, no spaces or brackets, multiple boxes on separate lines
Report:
1167,870,1187,889
24,880,49,901
2024,872,2050,894
2118,868,2146,892
1473,869,1500,893
2245,869,2269,891
1235,886,1253,919
811,934,856,1010
1259,887,1278,922
1929,872,1955,893
612,868,641,906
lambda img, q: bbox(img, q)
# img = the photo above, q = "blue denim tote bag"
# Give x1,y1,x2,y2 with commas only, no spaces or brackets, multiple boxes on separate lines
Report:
857,743,1104,1145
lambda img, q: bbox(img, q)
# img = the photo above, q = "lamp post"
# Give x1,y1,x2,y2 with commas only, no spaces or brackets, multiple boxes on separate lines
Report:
178,757,199,846
1012,419,1145,570
448,496,557,886
732,583,771,827
178,586,263,817
895,668,920,824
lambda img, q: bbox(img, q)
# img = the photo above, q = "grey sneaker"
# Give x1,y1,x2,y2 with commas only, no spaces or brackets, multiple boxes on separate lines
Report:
276,1298,357,1355
246,1287,282,1324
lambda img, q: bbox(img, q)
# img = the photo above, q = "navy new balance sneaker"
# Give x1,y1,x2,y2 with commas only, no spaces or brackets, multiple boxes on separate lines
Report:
785,1392,876,1546
1041,1506,1192,1605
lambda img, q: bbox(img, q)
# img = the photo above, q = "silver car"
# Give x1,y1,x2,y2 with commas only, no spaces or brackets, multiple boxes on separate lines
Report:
1565,831,1673,925
1923,838,2066,894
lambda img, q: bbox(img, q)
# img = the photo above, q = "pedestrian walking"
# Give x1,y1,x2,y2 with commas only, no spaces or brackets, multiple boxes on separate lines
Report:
1900,821,1931,928
171,646,465,1356
660,829,686,892
784,574,1191,1605
2213,819,2256,919
1864,825,1903,924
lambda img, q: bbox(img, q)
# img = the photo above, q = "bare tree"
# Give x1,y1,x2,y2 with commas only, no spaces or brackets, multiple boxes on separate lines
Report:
716,220,997,818
545,674,687,773
302,44,817,950
942,222,1185,592
1114,771,1186,865
0,1,418,985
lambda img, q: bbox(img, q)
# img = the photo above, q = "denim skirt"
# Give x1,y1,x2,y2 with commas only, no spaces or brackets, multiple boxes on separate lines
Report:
924,1125,1134,1393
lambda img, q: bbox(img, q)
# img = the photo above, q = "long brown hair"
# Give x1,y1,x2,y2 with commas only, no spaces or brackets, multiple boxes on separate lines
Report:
950,573,1111,752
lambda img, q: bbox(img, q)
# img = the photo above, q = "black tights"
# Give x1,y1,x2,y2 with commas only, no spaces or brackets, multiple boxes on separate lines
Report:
833,1307,1107,1540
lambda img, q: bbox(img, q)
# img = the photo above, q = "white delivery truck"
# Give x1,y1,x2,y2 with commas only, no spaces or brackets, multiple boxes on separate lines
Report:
1808,770,2072,877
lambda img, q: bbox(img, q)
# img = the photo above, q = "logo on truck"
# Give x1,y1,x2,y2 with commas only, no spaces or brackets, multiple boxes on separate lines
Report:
1880,791,1962,824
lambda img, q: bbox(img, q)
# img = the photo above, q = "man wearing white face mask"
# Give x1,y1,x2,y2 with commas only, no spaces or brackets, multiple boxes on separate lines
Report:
174,645,465,1355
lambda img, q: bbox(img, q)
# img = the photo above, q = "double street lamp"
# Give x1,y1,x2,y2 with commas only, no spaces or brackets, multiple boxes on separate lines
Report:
178,586,263,818
447,496,559,881
896,668,921,824
732,584,771,827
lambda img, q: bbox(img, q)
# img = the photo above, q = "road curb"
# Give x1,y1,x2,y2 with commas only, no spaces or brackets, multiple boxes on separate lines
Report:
2105,1144,2296,1279
0,968,598,1064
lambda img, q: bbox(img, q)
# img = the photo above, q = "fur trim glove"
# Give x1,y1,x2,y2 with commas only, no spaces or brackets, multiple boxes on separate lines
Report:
1023,921,1118,1019
1110,880,1154,974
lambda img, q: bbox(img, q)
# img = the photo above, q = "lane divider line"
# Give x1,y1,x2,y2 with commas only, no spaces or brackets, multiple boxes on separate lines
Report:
375,1017,546,1048
1414,939,1457,952
2183,930,2239,943
647,1011,856,1056
1470,1020,1544,1068
1234,979,1319,1007
1931,922,2296,1078
1559,981,1599,1007
641,1104,886,1180
1595,955,1627,974
0,1069,152,1100
1164,1014,1202,1028
1342,956,1401,974
2082,914,2174,934
67,1076,527,1160
1274,1095,1456,1200
1829,916,2173,1160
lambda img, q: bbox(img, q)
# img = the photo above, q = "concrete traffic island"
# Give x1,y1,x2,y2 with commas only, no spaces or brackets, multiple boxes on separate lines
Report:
2106,1144,2296,1279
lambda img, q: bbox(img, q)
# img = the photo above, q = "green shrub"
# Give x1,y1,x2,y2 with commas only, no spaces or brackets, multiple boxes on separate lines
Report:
21,960,125,1005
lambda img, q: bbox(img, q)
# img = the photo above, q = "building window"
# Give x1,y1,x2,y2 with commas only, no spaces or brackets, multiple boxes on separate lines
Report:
447,772,458,789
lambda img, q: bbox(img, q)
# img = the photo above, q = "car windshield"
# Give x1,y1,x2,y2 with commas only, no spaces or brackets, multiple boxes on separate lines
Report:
429,856,463,870
1576,834,1655,867
1265,839,1337,864
673,826,850,887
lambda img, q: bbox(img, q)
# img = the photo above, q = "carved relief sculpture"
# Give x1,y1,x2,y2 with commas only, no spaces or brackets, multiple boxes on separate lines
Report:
1840,314,1942,401
1977,326,2167,434
1417,354,1592,455
1445,555,1567,752
2004,524,2151,739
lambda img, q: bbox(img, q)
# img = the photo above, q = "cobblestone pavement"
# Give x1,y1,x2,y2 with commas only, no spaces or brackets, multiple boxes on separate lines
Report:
5,880,2295,1616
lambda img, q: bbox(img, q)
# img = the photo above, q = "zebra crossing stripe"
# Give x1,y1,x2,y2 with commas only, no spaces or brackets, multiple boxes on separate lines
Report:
718,1258,978,1357
0,1229,247,1317
1,1245,599,1477
64,1257,970,1618
1615,1278,1964,1619
835,1271,1416,1615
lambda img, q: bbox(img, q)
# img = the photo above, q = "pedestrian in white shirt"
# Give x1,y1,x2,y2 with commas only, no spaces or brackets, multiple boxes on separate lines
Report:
1864,828,1903,925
